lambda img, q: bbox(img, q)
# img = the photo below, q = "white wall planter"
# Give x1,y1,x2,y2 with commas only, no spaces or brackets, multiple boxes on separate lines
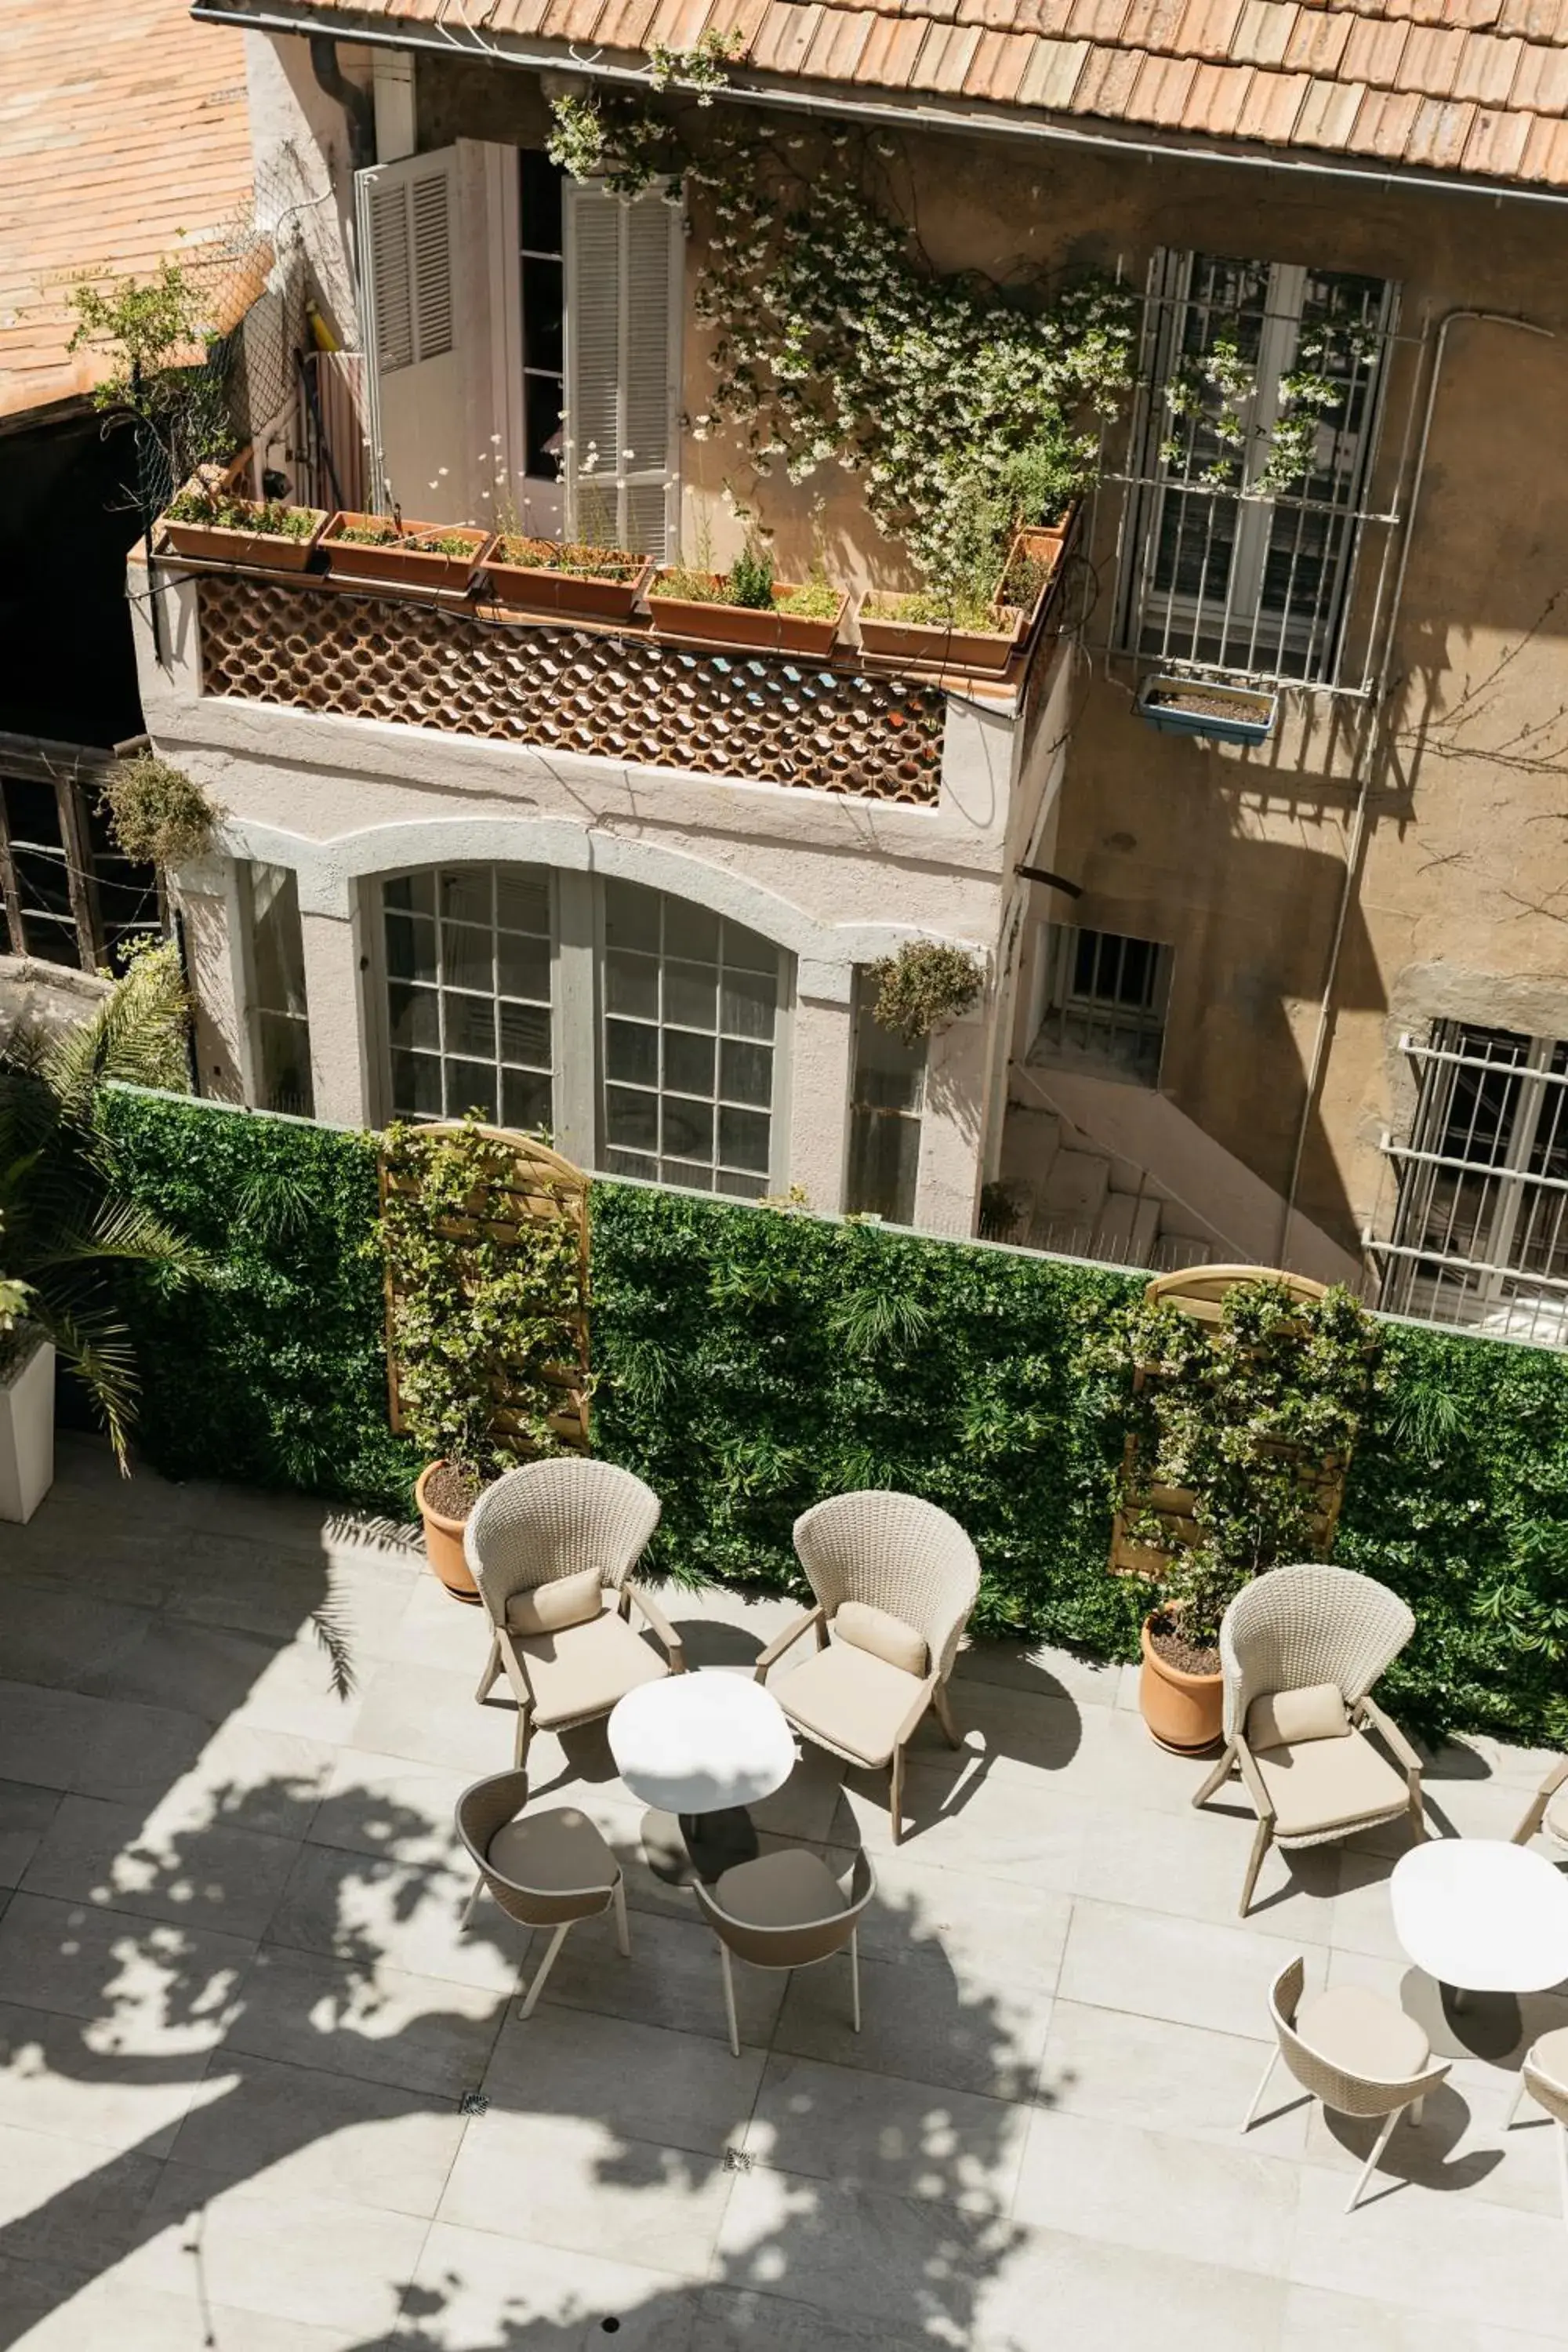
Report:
0,1335,55,1523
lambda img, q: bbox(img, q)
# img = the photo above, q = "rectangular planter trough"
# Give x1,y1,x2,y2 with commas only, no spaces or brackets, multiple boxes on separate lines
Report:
1137,677,1279,746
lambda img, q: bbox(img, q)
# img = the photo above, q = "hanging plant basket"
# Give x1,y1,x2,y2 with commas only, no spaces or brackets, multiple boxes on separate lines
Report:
648,574,848,657
321,514,492,593
1136,677,1279,746
483,537,655,623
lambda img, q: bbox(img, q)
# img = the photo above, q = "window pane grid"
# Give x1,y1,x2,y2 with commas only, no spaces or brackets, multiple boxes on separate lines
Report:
599,882,779,1197
383,865,554,1132
1037,925,1171,1087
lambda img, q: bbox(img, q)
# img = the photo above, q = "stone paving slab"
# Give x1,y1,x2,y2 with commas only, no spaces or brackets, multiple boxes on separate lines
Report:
0,1432,1561,2349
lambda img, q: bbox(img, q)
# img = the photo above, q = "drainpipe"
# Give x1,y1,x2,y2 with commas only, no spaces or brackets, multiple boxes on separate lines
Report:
1276,308,1555,1276
310,36,375,172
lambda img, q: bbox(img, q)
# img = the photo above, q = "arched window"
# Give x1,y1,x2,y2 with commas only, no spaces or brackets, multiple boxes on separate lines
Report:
376,863,789,1198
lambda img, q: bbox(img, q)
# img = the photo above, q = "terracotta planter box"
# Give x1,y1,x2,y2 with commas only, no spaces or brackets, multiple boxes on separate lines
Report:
856,600,1024,674
1138,1614,1223,1755
649,576,848,658
484,543,654,623
321,514,492,593
158,507,328,573
995,505,1079,635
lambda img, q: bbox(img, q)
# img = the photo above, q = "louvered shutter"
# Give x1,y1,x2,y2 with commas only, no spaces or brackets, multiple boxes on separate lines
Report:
564,182,682,559
354,148,463,517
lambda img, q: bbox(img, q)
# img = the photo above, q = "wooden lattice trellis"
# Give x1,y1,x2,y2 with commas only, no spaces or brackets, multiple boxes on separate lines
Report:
1108,1265,1348,1579
379,1123,591,1456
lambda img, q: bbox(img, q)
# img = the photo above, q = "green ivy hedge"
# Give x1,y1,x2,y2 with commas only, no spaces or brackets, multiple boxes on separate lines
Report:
100,1087,1568,1745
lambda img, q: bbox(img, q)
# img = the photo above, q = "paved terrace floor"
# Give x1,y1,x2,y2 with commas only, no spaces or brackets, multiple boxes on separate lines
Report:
0,1437,1565,2350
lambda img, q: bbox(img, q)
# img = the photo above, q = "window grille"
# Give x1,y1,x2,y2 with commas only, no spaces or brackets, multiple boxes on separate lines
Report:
845,970,926,1222
1373,1022,1568,1345
1034,925,1172,1087
1116,252,1398,690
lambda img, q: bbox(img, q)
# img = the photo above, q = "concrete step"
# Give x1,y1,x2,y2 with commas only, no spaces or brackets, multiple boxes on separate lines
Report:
1038,1146,1110,1229
998,1107,1062,1192
1094,1191,1162,1265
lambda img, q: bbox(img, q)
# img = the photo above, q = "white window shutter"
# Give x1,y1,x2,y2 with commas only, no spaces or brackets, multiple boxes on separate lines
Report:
354,147,463,516
564,182,682,559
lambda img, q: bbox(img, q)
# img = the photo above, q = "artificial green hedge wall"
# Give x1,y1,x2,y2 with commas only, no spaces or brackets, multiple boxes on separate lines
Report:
101,1087,1568,1745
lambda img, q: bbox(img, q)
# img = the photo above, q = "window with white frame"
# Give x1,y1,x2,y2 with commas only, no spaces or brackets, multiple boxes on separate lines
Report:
241,862,314,1118
1034,924,1172,1087
845,971,925,1224
1378,1021,1568,1339
375,866,789,1198
1121,253,1395,685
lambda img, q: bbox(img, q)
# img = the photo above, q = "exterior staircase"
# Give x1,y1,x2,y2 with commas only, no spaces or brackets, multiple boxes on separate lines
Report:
993,1103,1219,1271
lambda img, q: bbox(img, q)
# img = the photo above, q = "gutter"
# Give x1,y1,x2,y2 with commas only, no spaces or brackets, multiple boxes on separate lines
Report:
192,0,1568,210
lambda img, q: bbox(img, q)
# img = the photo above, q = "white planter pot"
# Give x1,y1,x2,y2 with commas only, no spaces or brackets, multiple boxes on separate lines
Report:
0,1335,55,1523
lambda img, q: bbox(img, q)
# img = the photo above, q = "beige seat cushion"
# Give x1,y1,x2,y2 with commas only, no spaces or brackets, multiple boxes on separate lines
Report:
716,1846,844,1930
506,1565,604,1636
1247,1682,1349,1751
514,1609,667,1727
1296,1984,1430,2082
774,1641,928,1768
487,1806,617,1896
834,1601,929,1679
1252,1726,1409,1838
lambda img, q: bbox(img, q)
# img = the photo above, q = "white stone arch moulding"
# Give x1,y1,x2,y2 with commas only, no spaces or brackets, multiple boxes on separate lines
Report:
199,813,991,1007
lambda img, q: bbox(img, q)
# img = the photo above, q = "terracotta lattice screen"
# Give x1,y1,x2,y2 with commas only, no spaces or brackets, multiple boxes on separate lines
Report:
379,1123,591,1454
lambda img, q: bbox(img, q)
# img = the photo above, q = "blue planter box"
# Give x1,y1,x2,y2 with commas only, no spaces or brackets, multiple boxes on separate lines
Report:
1136,677,1278,746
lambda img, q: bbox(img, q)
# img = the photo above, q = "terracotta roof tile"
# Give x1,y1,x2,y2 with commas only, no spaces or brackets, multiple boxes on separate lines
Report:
963,27,1040,93
706,0,771,46
218,0,1568,191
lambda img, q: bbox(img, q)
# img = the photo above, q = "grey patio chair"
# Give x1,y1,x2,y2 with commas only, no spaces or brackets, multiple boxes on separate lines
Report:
753,1490,982,1844
1192,1562,1427,1915
456,1768,629,2019
1504,2028,1568,2232
692,1846,877,2056
467,1458,682,1767
1245,1953,1450,2212
1512,1757,1568,1851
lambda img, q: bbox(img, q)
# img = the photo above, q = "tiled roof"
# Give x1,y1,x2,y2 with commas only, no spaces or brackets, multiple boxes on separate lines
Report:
219,0,1568,190
0,0,255,420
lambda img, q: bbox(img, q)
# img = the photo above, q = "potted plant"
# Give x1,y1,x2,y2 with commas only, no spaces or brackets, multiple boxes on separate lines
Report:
158,485,328,572
484,534,655,623
994,499,1080,641
650,543,848,656
856,583,1025,675
867,939,985,1045
321,513,492,593
1136,677,1279,746
97,752,220,872
0,1283,52,1524
379,1117,587,1599
1078,1276,1385,1753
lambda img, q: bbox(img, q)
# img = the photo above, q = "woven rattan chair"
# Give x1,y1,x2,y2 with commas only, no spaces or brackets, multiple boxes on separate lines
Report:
1512,1758,1568,1851
456,1768,629,2018
467,1459,682,1767
1504,2029,1568,2232
753,1490,982,1844
692,1846,876,2056
1193,1563,1427,1915
1246,1953,1450,2212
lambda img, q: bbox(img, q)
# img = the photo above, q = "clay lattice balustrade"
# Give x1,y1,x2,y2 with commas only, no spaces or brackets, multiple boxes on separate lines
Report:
194,572,947,804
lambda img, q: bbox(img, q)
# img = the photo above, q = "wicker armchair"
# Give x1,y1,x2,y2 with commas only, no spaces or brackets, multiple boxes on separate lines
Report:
1512,1758,1568,1852
467,1459,682,1767
1192,1563,1426,1915
1247,1953,1450,2212
1504,2029,1568,2232
754,1490,981,1843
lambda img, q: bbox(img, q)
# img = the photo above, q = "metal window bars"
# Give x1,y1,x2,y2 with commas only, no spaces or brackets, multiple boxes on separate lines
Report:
1033,924,1173,1087
1107,252,1423,698
1367,1022,1568,1348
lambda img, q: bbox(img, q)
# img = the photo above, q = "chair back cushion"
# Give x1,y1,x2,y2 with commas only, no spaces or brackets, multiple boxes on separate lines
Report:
834,1601,929,1678
792,1490,980,1681
1246,1682,1348,1751
506,1564,604,1636
464,1458,661,1623
1219,1564,1414,1744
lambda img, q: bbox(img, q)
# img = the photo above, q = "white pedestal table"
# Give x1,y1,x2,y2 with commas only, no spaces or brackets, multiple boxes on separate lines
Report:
608,1671,797,1885
1391,1838,1568,2008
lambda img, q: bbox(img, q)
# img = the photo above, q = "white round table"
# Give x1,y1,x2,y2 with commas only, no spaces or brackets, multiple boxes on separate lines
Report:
1391,1838,1568,1998
608,1671,797,1883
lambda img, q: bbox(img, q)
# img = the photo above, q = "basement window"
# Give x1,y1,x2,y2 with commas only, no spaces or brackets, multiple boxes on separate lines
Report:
1034,925,1172,1087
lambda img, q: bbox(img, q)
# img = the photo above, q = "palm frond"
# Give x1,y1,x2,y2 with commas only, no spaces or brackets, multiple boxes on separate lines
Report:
30,1290,140,1466
42,939,191,1117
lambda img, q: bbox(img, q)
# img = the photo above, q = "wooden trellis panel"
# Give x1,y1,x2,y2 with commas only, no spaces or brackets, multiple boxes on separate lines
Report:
379,1123,591,1454
1108,1265,1348,1578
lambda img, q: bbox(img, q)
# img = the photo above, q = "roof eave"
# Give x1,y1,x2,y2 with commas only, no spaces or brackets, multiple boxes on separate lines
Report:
191,0,1568,209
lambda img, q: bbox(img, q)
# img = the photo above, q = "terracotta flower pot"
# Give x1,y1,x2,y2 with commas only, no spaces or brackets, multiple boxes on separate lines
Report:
320,514,492,593
484,543,654,623
158,508,328,572
1138,1614,1224,1755
415,1461,480,1600
648,577,848,657
855,601,1024,675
